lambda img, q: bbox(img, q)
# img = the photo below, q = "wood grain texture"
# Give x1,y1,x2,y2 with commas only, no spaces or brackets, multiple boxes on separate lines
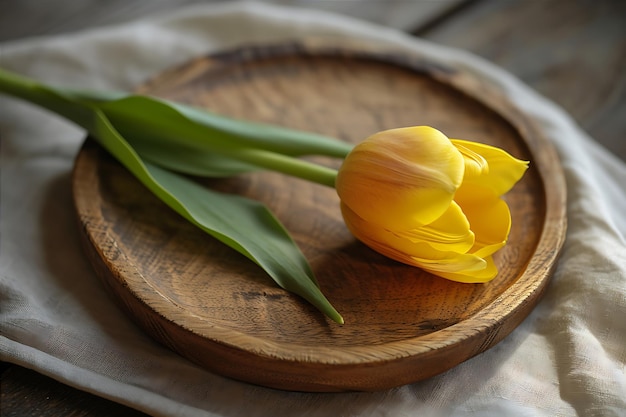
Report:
72,41,567,391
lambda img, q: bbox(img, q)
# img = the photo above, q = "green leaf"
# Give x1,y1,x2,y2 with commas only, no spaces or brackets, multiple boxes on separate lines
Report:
65,91,353,177
75,94,342,186
91,111,343,324
129,138,261,177
144,163,336,306
0,68,344,324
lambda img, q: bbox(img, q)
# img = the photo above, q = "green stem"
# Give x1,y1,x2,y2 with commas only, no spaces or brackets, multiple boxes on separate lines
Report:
0,69,42,104
226,147,337,187
0,68,92,128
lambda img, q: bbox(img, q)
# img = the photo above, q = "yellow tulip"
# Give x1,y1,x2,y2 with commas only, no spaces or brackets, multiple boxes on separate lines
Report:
336,126,529,283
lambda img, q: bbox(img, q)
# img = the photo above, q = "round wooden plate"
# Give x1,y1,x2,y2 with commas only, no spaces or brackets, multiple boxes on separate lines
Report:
72,41,567,392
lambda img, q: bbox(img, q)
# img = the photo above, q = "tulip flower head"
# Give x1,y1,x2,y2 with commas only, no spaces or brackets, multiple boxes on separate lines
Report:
336,126,529,283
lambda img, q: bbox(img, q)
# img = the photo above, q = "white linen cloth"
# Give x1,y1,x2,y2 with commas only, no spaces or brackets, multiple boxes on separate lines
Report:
1,2,625,416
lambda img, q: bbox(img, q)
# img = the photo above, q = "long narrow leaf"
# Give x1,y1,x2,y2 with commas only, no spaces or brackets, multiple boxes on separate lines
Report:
91,112,343,324
64,90,352,158
68,92,343,185
130,138,261,177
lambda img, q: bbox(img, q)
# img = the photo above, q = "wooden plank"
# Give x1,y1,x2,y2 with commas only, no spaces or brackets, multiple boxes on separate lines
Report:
0,365,149,417
417,0,626,160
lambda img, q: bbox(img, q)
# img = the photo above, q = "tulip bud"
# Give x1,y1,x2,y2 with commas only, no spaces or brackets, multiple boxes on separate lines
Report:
336,126,528,283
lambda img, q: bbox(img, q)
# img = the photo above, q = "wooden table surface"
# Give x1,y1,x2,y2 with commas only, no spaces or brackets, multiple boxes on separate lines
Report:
1,0,624,415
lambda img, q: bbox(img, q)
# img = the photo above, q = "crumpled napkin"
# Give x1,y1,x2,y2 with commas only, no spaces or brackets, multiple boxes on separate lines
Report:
1,2,624,416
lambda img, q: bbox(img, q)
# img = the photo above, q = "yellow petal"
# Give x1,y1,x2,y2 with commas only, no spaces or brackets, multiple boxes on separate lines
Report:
396,201,475,253
340,203,485,273
451,139,528,196
455,183,512,257
337,126,464,230
407,246,487,274
472,242,506,259
422,255,499,283
453,141,489,179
